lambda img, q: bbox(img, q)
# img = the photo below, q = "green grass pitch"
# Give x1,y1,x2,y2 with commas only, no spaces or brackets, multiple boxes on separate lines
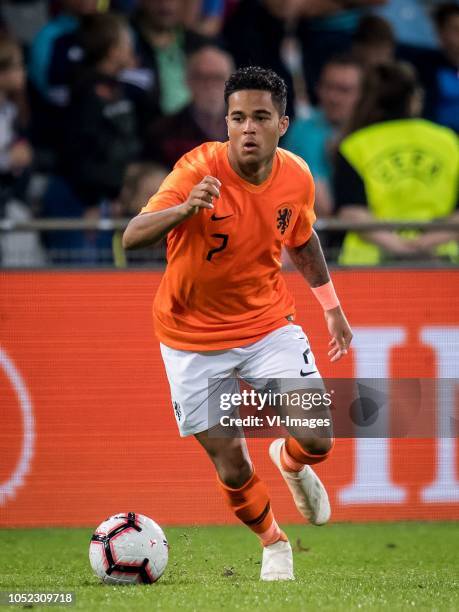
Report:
1,523,458,611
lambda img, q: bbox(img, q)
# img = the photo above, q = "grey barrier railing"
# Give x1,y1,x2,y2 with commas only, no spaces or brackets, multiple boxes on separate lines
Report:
0,218,459,232
0,218,457,269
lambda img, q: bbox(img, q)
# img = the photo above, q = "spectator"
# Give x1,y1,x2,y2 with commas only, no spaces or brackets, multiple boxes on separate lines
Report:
282,54,362,217
0,35,33,210
414,3,459,132
0,34,45,266
351,14,396,66
296,0,388,102
224,1,386,114
117,161,168,216
223,0,297,116
144,45,233,168
28,0,102,106
112,161,168,266
375,0,443,51
42,13,141,263
62,12,141,206
223,0,302,116
0,1,49,50
131,0,210,116
28,0,100,165
334,61,459,265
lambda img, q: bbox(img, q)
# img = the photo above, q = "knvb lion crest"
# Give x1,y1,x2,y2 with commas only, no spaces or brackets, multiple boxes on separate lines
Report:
276,207,292,235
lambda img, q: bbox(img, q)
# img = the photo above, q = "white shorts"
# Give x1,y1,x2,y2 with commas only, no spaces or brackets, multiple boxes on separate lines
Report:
160,324,323,436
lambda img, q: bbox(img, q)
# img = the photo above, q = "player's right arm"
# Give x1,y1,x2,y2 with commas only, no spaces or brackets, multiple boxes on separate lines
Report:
122,176,221,250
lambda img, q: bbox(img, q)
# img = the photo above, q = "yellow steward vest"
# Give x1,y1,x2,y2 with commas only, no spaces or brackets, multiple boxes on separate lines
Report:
338,119,459,265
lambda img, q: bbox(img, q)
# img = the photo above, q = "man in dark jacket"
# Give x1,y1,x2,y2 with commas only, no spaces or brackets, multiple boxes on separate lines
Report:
42,12,143,263
62,12,142,207
144,45,233,168
28,0,100,165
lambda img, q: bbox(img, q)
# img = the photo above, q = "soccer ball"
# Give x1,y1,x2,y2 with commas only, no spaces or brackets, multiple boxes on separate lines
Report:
89,512,169,585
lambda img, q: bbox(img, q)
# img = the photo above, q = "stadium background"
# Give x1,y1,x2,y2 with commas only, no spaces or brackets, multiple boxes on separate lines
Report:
0,0,458,530
1,270,458,526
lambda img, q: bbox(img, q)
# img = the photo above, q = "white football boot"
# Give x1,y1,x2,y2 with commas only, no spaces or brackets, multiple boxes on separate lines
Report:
260,539,294,581
269,438,331,526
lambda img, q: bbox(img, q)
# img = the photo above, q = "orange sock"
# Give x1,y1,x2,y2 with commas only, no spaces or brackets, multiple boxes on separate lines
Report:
217,470,287,547
281,437,334,472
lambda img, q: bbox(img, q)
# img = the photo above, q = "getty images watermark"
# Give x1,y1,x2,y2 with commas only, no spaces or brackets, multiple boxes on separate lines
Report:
206,378,459,438
219,388,332,429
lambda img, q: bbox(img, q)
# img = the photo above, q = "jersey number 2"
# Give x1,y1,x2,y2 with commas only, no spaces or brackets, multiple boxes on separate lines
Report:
206,233,228,261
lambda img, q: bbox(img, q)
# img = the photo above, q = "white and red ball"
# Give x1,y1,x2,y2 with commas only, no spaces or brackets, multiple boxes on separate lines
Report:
89,512,168,585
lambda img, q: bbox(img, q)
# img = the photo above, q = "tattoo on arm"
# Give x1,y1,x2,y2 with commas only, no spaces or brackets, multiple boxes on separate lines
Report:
286,230,330,288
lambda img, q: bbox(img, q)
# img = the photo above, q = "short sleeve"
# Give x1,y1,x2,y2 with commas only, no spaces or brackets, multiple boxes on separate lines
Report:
284,178,316,248
140,165,200,214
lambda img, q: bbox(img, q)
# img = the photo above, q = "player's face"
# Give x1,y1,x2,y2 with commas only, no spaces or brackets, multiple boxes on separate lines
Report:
226,90,289,166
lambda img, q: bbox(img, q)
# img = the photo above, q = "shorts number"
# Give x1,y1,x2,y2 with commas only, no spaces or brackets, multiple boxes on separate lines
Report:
206,233,228,261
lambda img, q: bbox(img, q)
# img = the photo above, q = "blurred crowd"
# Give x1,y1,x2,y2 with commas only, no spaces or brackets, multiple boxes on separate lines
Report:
0,0,458,266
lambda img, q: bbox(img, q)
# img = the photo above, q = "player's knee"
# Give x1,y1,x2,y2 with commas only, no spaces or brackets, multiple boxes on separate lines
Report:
300,436,334,457
216,456,253,489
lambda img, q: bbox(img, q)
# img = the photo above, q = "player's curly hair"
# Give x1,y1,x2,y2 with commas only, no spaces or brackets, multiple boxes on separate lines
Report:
224,66,287,116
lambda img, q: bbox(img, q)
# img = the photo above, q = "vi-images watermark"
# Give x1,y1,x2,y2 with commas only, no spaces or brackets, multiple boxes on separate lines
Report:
208,378,459,438
219,389,332,429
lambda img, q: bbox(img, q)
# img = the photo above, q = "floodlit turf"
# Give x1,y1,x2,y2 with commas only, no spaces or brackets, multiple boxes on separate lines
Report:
0,523,458,611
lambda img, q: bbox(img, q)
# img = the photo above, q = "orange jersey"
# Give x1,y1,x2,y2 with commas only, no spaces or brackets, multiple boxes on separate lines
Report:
141,141,316,350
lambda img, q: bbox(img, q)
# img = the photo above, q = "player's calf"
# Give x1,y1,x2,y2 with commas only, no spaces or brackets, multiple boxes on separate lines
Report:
196,430,290,562
218,469,294,580
214,454,253,489
282,435,334,469
218,470,288,546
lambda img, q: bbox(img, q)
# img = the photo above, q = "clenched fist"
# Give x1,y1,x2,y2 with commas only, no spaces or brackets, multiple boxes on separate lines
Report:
182,176,221,216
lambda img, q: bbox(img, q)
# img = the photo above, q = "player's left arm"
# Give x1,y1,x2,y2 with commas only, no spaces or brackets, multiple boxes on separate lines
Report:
286,230,353,362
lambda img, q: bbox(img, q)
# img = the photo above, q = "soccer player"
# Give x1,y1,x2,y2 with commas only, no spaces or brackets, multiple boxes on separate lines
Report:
123,67,353,581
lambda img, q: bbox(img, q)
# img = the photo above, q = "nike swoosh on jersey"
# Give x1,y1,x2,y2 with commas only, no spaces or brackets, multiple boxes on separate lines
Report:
300,370,318,377
210,213,233,221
